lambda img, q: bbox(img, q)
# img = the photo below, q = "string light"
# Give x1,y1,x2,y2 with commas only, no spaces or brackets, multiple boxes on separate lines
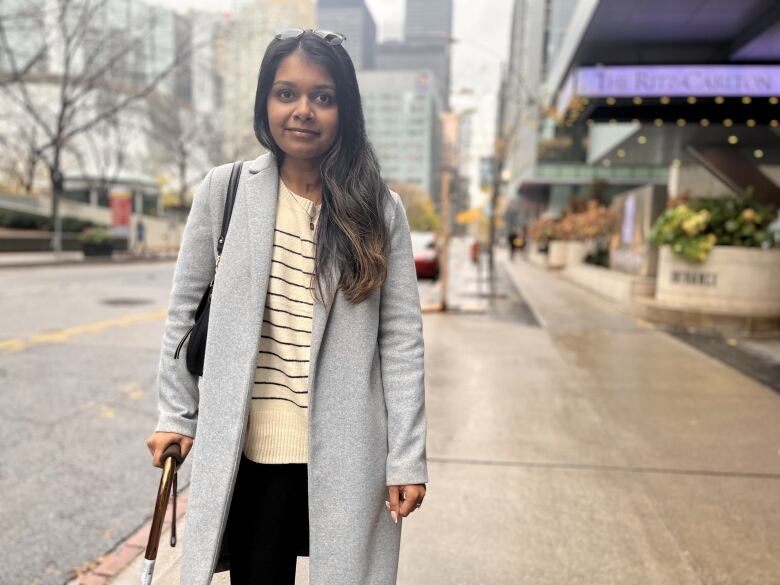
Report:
747,119,756,127
676,119,687,127
602,159,612,167
633,97,643,105
742,97,752,105
700,119,710,127
606,97,616,105
771,120,779,127
723,118,734,127
728,135,739,145
687,97,697,104
754,149,765,159
660,96,670,105
637,135,647,144
714,96,725,104
770,97,779,105
617,149,626,158
654,118,664,126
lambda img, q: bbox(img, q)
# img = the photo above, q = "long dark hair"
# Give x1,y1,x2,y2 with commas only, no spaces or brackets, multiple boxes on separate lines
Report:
254,32,390,305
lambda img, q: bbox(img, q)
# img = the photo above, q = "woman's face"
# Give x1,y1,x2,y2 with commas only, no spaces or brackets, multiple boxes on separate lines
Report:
267,51,339,164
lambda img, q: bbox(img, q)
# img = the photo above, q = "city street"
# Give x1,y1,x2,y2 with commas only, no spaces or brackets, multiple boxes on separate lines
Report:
0,240,477,585
2,245,779,584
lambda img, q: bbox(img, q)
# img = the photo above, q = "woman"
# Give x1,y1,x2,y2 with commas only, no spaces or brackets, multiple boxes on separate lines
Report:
146,28,429,585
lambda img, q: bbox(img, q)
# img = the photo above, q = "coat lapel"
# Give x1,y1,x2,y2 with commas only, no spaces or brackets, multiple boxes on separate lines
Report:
242,153,279,312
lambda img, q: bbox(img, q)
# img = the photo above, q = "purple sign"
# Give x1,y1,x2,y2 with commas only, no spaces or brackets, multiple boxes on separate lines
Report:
557,65,780,110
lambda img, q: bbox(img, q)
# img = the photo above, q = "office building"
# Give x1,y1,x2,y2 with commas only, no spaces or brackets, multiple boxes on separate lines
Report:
317,0,376,70
358,69,442,202
375,0,452,108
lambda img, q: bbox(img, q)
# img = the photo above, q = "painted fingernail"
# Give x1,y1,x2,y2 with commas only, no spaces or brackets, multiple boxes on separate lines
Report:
391,510,398,523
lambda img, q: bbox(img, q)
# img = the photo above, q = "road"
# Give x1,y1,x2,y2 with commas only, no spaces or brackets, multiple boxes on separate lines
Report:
0,240,478,585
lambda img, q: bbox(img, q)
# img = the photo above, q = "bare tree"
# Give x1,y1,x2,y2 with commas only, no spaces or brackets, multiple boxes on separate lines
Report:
145,92,225,208
0,3,47,87
0,116,46,194
67,107,134,204
0,0,201,251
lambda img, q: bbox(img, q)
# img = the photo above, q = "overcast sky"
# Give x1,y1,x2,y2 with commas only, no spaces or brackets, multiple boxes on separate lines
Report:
150,0,515,155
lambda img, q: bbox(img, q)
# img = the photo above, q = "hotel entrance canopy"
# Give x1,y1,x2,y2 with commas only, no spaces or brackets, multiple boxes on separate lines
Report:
554,65,780,125
547,0,780,121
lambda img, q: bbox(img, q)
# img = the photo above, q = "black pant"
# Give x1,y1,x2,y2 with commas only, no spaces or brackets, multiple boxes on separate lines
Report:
226,454,309,585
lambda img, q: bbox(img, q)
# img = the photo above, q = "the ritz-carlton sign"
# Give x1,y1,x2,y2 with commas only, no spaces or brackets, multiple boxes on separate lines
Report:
557,65,780,110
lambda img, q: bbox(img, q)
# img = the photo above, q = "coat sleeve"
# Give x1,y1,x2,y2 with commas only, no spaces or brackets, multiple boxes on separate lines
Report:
379,191,429,486
154,169,216,438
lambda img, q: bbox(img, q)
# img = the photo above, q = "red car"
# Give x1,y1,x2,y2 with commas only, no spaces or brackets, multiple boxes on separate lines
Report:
411,231,440,279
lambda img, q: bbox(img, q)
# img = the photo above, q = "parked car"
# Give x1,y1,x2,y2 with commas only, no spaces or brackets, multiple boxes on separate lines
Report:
410,231,440,280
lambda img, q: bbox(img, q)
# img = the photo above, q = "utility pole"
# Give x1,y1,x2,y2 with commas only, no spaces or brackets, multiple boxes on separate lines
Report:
439,169,452,311
51,168,64,254
487,72,508,296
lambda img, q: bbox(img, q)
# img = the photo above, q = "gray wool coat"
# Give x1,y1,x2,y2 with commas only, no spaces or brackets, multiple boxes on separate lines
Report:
153,152,429,585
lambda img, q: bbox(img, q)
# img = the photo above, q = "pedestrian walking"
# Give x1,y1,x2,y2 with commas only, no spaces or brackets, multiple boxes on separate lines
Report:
135,219,146,256
507,230,517,259
145,28,428,585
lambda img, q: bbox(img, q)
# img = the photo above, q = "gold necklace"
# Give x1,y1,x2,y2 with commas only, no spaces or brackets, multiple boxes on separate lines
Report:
282,180,320,231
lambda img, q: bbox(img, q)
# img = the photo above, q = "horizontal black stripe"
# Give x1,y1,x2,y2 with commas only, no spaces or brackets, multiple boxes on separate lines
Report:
251,396,308,408
265,305,312,320
272,258,315,277
261,334,310,348
263,319,311,334
269,274,311,291
254,380,308,394
275,228,315,245
266,291,314,307
257,365,308,379
274,243,315,261
259,350,309,363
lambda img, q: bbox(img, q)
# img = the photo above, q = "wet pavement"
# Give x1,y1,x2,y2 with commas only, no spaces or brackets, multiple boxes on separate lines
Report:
6,249,780,584
106,253,780,585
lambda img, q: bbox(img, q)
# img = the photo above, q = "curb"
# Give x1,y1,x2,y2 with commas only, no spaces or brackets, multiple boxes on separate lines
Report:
0,254,178,270
69,489,190,585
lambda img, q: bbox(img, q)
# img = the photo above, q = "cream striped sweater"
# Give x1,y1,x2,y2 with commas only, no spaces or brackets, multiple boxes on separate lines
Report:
243,179,320,463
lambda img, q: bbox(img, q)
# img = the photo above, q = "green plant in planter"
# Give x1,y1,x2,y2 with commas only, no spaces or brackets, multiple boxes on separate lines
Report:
78,226,114,256
650,196,777,261
77,226,112,245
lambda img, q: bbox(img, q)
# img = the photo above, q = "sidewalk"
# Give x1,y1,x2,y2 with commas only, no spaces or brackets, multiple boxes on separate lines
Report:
80,255,780,584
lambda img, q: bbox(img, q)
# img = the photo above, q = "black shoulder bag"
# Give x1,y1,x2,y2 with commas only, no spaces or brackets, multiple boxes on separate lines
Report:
173,161,243,376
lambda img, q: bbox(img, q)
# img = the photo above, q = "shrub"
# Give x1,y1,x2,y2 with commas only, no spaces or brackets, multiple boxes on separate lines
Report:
0,208,97,232
77,226,112,245
650,196,777,262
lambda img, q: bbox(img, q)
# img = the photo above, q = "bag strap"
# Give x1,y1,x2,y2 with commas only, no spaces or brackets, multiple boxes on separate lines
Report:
216,160,243,264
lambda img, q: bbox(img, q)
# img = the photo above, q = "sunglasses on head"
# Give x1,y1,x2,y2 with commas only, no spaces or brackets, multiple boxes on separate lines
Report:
274,28,346,46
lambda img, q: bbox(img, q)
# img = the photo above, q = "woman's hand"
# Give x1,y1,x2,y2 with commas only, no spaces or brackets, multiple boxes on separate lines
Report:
386,484,426,523
146,431,194,468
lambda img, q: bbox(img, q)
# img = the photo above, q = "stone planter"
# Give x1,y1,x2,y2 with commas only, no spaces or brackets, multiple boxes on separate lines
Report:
564,240,593,267
82,242,113,257
656,246,780,315
527,240,548,268
547,241,568,269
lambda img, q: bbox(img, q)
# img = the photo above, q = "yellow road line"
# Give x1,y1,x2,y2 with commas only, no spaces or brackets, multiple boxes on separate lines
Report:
0,308,167,353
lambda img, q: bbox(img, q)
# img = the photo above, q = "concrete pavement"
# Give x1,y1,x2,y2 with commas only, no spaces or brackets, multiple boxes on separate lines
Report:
77,255,780,584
